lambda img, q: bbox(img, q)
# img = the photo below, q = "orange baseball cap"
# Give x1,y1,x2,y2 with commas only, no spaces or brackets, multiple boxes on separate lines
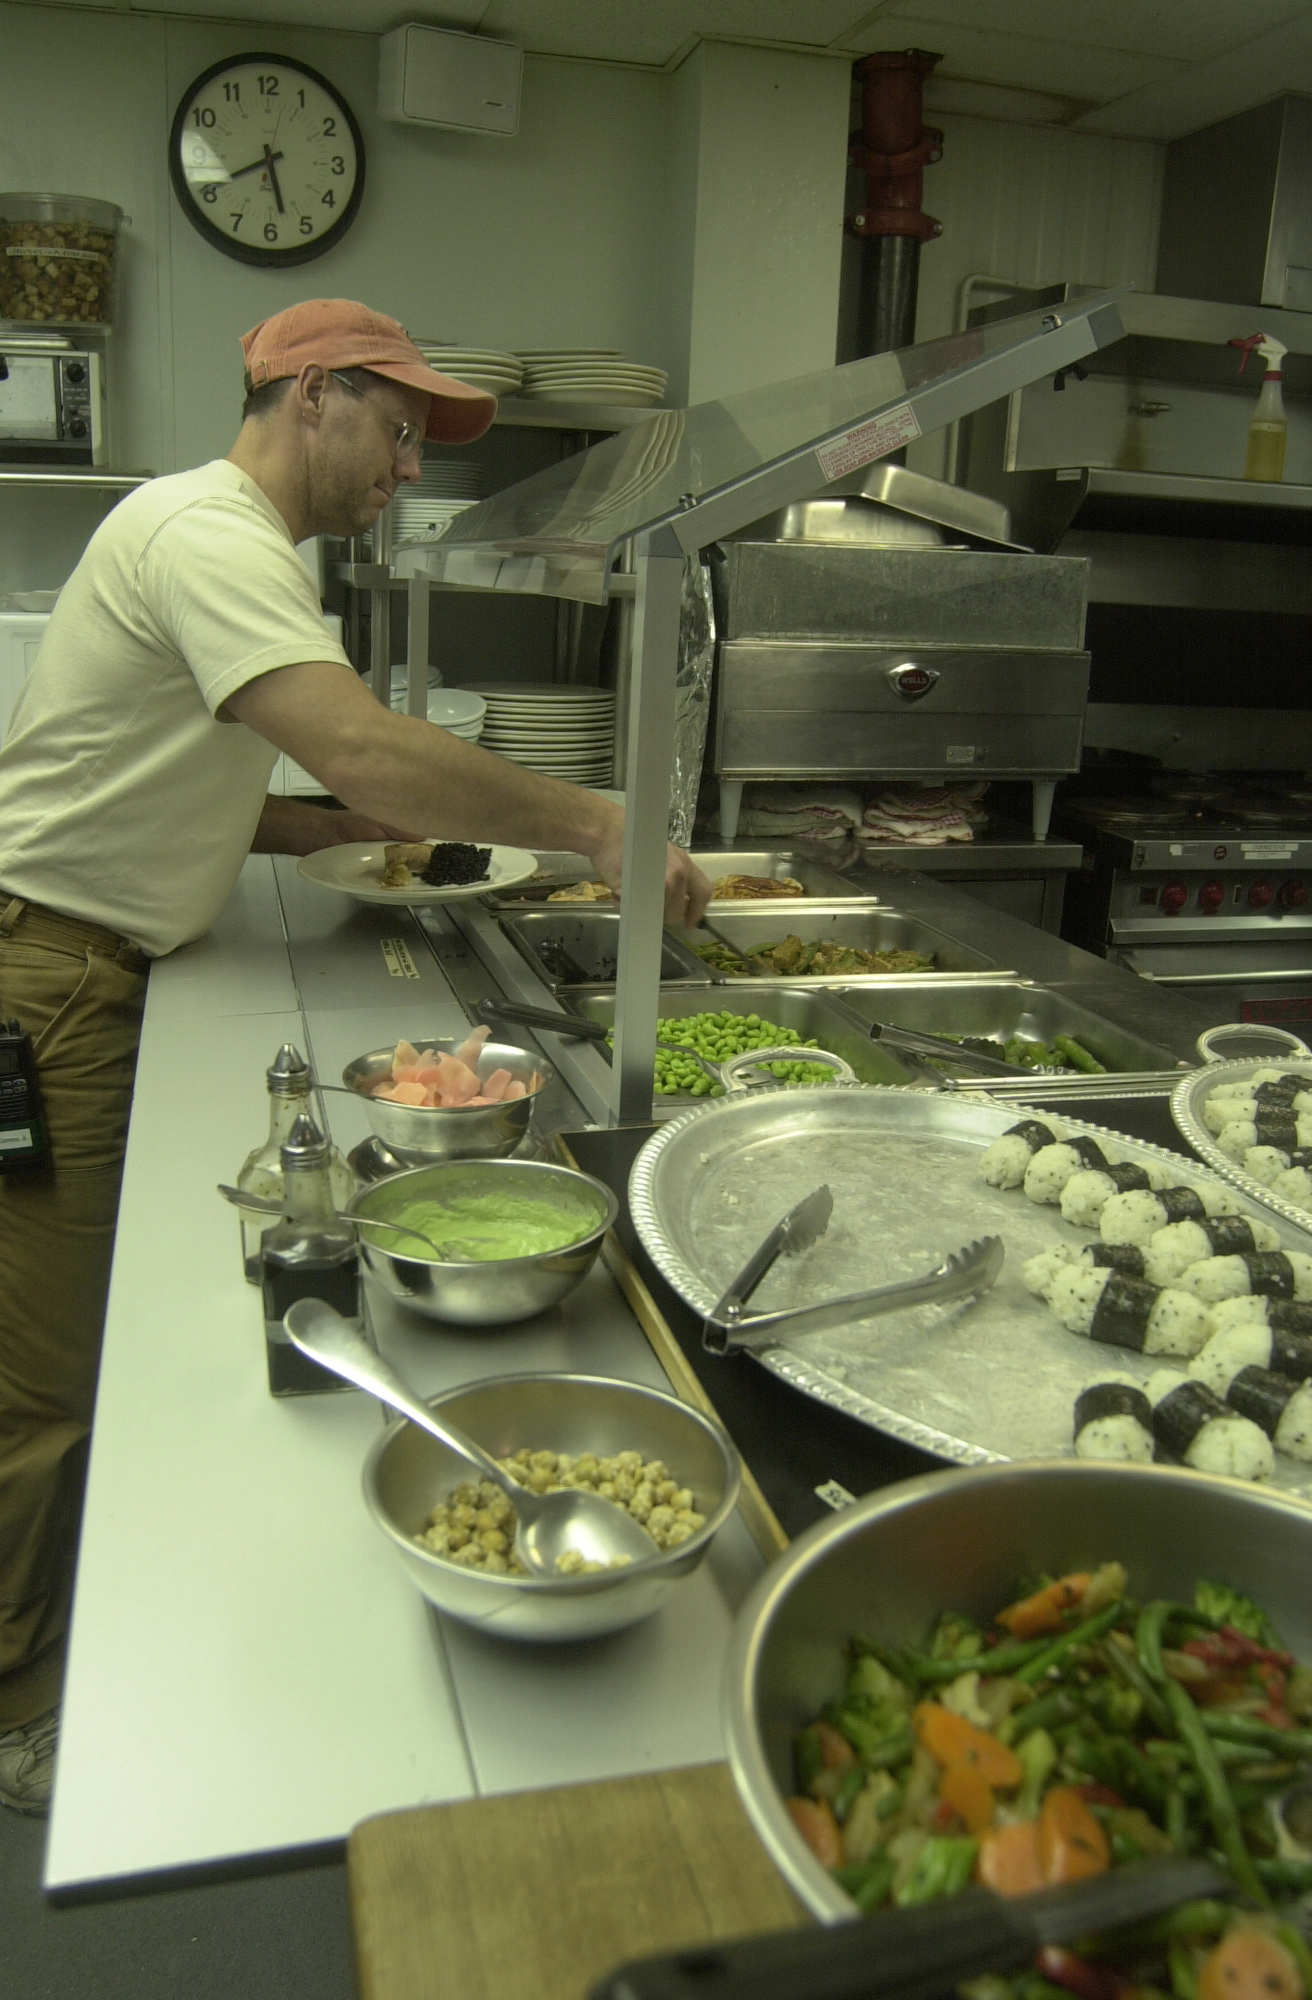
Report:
240,299,496,444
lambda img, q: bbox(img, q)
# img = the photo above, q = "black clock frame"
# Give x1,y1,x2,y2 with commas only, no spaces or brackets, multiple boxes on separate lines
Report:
168,51,366,269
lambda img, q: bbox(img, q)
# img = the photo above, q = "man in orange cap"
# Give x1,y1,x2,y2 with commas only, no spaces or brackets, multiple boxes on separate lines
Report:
0,299,709,1814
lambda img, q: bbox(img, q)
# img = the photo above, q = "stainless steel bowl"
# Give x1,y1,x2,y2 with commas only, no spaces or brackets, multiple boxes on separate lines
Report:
342,1038,554,1164
363,1371,741,1641
347,1158,619,1325
723,1460,1312,1922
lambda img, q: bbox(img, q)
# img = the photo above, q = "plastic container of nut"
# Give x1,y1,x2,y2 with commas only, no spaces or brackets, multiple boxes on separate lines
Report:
0,193,125,328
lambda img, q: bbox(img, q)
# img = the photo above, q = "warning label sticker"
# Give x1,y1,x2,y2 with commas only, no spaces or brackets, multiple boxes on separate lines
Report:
814,402,922,481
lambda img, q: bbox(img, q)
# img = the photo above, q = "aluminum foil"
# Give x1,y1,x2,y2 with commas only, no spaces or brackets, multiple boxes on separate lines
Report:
629,1087,1312,1496
667,553,715,848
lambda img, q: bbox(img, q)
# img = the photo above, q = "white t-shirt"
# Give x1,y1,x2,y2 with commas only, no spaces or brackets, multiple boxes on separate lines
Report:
0,459,349,955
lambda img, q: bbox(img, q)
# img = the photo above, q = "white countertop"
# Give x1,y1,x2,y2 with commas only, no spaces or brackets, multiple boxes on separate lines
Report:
45,857,764,1893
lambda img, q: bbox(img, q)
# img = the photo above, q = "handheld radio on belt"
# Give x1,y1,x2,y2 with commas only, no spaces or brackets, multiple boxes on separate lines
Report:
0,1020,49,1170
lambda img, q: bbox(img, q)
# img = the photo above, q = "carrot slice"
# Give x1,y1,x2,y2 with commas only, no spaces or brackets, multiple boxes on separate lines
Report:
977,1820,1045,1898
1038,1786,1111,1885
786,1795,842,1869
996,1574,1091,1638
913,1704,1022,1788
1197,1929,1303,2000
816,1721,856,1772
938,1760,996,1836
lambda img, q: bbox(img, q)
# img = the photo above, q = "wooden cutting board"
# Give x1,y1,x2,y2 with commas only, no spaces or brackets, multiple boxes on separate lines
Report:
348,1760,810,2000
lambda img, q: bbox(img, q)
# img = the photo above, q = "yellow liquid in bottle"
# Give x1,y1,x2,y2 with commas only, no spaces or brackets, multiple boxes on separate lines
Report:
1245,422,1287,482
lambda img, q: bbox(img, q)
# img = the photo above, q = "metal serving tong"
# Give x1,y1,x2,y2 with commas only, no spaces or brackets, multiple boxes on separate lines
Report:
590,1855,1230,2000
702,1183,1003,1354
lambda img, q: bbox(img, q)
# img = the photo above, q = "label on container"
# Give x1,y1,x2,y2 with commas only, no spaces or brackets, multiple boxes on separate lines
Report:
1242,842,1296,860
381,937,419,979
5,245,101,261
814,401,921,481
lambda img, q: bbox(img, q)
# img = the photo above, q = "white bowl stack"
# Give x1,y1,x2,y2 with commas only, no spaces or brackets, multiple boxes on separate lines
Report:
391,455,485,545
389,686,486,741
418,345,524,398
458,684,616,785
514,349,668,408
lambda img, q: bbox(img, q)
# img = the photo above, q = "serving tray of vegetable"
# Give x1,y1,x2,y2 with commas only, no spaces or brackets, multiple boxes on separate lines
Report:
629,1087,1312,1495
1173,1060,1312,1231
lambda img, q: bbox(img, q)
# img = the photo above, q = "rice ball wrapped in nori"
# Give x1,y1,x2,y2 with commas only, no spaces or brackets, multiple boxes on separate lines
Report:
1080,1242,1149,1278
1146,1368,1274,1480
1271,1166,1312,1210
1217,1113,1312,1162
1142,1214,1280,1287
1202,1093,1258,1134
1100,1182,1239,1248
980,1119,1059,1190
1074,1376,1154,1462
1244,1146,1291,1187
1044,1266,1211,1356
1188,1321,1281,1398
1222,1366,1312,1459
1022,1244,1077,1296
1023,1136,1111,1206
1176,1249,1312,1305
1202,1296,1312,1376
1059,1159,1171,1230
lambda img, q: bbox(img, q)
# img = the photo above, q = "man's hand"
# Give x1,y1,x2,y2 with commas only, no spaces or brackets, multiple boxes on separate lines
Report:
589,814,712,929
250,796,420,857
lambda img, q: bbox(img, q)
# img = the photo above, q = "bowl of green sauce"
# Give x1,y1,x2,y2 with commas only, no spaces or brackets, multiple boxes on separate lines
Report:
347,1158,619,1325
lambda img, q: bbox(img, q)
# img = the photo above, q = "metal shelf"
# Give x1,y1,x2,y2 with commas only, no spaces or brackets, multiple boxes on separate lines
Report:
0,468,150,488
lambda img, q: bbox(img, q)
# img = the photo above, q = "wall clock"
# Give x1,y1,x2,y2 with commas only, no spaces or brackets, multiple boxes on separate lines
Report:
169,53,365,268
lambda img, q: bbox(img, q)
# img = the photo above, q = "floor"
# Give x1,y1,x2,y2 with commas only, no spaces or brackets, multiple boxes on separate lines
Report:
2,1803,359,1999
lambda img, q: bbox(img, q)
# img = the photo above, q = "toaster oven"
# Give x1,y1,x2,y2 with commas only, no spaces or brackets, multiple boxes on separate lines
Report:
0,339,104,465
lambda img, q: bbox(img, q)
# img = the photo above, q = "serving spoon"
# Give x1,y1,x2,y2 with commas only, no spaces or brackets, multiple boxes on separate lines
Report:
216,1183,445,1258
281,1299,660,1579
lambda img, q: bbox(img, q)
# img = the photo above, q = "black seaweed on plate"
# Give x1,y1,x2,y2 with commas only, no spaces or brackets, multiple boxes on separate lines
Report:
1152,1378,1228,1458
1244,1251,1297,1299
1159,1188,1206,1224
1225,1365,1299,1438
1074,1380,1153,1430
1104,1163,1152,1194
1089,1272,1160,1351
1086,1242,1148,1276
1201,1217,1257,1256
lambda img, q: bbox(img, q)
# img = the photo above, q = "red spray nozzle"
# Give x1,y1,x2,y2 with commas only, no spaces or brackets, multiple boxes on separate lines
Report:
1230,332,1286,375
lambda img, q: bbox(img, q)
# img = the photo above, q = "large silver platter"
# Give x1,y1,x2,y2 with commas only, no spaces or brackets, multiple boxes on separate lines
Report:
629,1086,1312,1496
1172,1056,1312,1230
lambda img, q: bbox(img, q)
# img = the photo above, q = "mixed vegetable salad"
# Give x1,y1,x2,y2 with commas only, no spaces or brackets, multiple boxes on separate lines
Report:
789,1565,1312,2000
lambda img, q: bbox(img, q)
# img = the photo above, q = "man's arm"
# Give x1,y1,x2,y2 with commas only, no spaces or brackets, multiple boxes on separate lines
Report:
250,795,411,856
224,661,711,926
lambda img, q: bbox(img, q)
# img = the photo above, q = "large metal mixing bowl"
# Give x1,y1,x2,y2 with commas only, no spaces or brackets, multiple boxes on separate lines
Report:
363,1371,741,1640
347,1158,618,1325
342,1038,554,1164
722,1460,1312,1923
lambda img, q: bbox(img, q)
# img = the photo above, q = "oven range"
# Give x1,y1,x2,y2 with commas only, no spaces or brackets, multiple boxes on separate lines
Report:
1060,795,1312,1029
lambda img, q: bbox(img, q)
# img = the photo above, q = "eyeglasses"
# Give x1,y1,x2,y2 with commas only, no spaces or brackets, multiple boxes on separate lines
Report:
329,370,422,459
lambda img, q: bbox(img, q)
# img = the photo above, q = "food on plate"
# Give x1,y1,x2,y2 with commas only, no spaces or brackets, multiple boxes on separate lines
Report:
710,874,806,900
1217,1104,1312,1162
1189,1299,1312,1400
546,880,614,903
1101,1183,1241,1247
1041,1266,1212,1358
413,1449,705,1575
980,1120,1061,1189
1022,1243,1147,1295
611,1010,839,1097
1177,1250,1312,1305
1143,1215,1281,1287
1146,1369,1275,1479
361,1189,595,1262
1060,1162,1164,1227
690,934,936,977
1024,1136,1113,1205
1073,1377,1155,1461
379,841,492,890
787,1564,1312,1931
1188,1353,1312,1462
367,1029,540,1110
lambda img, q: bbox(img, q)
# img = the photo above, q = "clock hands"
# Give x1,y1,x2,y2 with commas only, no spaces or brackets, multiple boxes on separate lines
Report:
263,147,286,214
226,147,285,183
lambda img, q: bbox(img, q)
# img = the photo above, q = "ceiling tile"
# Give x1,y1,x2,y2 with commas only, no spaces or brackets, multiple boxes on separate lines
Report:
869,0,1308,65
129,0,485,27
1074,13,1312,138
478,1,866,66
845,10,1186,100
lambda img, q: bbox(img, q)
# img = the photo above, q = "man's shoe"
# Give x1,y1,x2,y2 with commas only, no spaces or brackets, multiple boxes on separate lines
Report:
0,1706,58,1816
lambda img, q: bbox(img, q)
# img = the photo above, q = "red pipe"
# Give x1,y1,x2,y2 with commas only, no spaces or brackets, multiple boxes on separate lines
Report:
848,49,944,245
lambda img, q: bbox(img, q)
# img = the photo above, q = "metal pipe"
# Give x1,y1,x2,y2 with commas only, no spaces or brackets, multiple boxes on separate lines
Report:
848,49,944,361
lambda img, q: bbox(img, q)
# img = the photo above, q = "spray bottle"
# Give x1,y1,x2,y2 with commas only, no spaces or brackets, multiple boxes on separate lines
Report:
1230,332,1289,482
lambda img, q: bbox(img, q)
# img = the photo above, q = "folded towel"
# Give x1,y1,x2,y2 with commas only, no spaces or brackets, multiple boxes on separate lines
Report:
708,786,866,842
861,784,989,847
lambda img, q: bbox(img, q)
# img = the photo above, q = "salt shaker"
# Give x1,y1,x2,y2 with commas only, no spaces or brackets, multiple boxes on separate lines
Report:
235,1043,352,1282
259,1112,362,1397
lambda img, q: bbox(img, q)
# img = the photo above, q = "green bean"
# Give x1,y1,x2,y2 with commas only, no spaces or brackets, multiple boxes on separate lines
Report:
1015,1600,1128,1683
1136,1600,1177,1686
1276,1925,1312,2000
1255,1856,1312,1892
1146,1900,1231,1944
1100,1638,1175,1734
1201,1713,1312,1756
833,1852,896,1912
1165,1786,1192,1851
1009,1689,1084,1740
893,1633,1060,1684
1161,1675,1268,1905
1168,1940,1198,2000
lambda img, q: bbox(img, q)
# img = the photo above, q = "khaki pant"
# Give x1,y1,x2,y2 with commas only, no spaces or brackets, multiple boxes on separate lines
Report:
0,899,147,1729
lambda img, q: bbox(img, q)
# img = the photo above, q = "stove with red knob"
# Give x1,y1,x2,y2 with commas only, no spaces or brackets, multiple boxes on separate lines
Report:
1197,880,1226,912
1281,880,1308,910
1159,882,1189,914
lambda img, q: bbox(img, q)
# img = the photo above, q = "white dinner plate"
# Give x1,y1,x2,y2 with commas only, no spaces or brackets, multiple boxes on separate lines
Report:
519,386,665,406
296,842,537,906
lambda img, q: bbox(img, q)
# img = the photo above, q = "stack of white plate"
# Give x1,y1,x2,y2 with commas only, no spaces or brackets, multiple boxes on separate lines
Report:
457,684,616,784
389,686,486,741
418,346,524,397
391,457,484,545
514,350,668,408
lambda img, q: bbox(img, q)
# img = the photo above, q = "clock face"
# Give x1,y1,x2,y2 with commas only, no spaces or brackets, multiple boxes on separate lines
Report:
169,53,365,267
